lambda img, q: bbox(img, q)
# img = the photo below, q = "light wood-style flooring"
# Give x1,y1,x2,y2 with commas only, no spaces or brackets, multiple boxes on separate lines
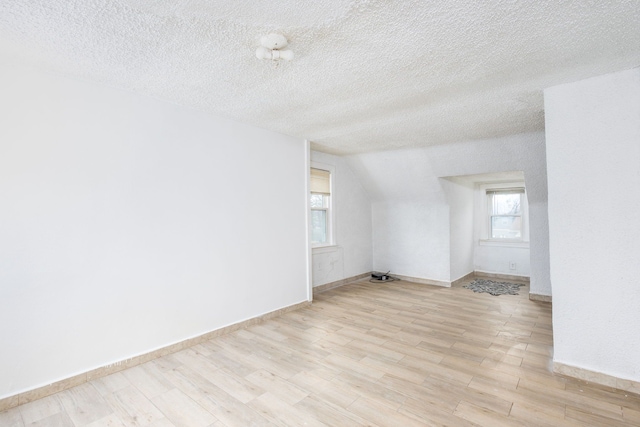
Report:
2,277,640,426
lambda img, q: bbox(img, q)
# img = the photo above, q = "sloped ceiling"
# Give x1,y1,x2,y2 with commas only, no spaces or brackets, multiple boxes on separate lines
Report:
1,1,640,154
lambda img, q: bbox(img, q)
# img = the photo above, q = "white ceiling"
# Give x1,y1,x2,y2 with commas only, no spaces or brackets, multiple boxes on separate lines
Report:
2,1,640,155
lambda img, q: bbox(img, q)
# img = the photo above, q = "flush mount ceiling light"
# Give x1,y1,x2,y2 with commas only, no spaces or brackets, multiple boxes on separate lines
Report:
256,33,294,61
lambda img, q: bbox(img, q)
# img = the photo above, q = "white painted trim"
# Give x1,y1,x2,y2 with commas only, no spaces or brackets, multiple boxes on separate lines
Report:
311,245,340,254
479,239,530,248
304,140,313,302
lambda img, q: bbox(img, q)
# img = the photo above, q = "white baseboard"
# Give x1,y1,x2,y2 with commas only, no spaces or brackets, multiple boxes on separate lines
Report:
312,272,370,295
553,361,640,395
391,273,451,287
474,270,530,283
529,293,552,302
450,271,475,286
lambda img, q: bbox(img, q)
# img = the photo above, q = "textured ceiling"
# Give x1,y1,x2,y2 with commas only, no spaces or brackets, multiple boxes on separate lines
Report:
1,1,640,154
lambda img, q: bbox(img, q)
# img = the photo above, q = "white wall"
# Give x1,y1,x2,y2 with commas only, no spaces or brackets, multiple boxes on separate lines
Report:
346,132,550,293
545,68,640,383
372,199,451,281
0,64,309,399
441,178,474,281
474,243,530,277
345,148,452,282
310,151,372,286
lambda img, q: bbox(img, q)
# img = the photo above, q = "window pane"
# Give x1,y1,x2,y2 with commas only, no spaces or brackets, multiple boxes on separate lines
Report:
310,194,324,208
491,216,522,239
311,210,327,243
492,193,522,215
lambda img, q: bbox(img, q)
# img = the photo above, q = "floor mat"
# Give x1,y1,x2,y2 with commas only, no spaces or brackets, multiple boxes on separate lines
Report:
463,278,525,296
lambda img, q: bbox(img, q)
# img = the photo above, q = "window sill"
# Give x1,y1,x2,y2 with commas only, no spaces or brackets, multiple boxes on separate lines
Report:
312,245,340,253
479,239,529,249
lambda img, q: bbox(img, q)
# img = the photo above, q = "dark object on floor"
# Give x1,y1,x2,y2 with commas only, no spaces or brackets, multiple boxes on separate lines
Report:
463,278,524,296
371,271,389,281
370,271,398,283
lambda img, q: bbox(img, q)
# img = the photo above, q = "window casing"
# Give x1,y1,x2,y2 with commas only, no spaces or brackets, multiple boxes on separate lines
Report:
310,167,332,247
487,188,525,241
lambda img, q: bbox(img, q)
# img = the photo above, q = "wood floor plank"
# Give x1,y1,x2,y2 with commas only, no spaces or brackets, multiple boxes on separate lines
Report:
57,383,113,426
85,412,127,427
196,394,272,427
377,374,460,413
0,407,25,427
150,389,216,427
294,395,376,427
18,394,65,425
244,369,308,405
509,401,581,427
399,397,480,427
147,419,176,427
331,371,408,411
248,392,328,427
564,405,630,427
346,396,426,427
101,384,166,427
91,373,132,397
623,406,640,424
200,368,264,404
453,400,522,427
29,412,75,427
121,364,174,400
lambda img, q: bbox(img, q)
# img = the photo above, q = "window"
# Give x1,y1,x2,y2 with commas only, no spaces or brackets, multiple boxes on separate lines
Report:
487,188,524,240
310,167,331,246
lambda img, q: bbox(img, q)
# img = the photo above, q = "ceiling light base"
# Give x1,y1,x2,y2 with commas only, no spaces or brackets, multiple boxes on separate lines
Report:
256,34,293,61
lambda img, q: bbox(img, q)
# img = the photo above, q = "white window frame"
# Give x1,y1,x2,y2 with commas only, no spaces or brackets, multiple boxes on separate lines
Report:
478,182,529,248
310,162,336,248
